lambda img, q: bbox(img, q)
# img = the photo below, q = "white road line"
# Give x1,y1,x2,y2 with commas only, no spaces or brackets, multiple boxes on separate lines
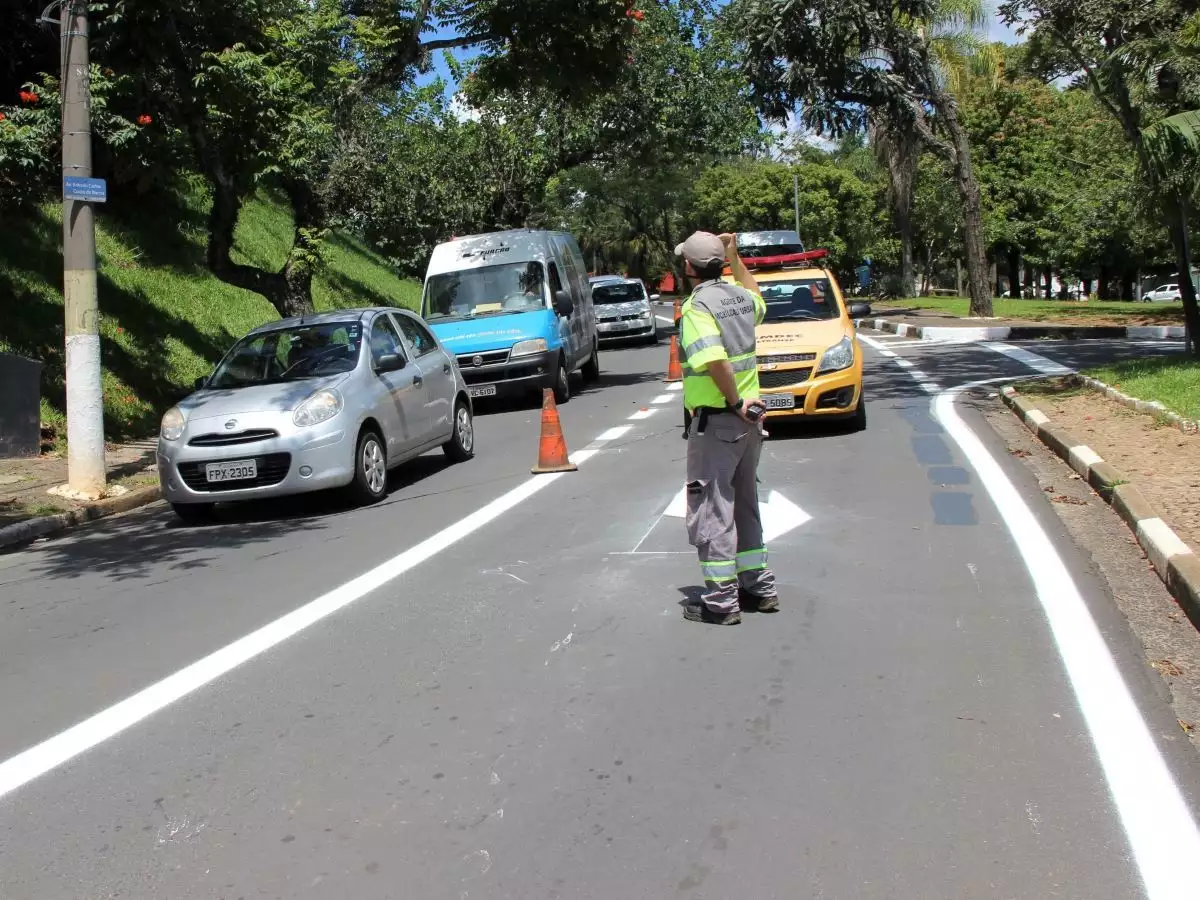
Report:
596,425,633,442
935,382,1200,900
0,423,638,801
982,342,1075,375
655,316,675,327
629,408,657,421
651,394,675,405
666,382,683,392
894,358,915,368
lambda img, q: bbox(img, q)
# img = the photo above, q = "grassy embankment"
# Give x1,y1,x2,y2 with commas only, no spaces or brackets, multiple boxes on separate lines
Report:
0,179,421,445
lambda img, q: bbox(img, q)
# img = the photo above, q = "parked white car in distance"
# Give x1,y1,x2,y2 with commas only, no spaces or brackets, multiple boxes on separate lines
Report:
1144,283,1182,302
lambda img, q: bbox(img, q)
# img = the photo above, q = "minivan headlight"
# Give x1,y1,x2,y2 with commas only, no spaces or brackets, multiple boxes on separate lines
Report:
294,389,343,428
160,406,186,441
817,337,855,374
511,338,548,358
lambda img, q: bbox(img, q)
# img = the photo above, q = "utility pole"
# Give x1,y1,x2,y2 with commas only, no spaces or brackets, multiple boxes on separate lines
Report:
60,0,106,497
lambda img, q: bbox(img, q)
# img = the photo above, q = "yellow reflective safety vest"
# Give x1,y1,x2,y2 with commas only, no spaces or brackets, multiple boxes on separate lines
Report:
679,280,766,413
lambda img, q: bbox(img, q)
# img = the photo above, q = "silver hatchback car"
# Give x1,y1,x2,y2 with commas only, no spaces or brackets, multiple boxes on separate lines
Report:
157,308,475,522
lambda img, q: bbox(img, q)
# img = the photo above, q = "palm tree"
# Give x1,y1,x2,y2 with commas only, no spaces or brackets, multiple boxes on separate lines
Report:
869,0,999,302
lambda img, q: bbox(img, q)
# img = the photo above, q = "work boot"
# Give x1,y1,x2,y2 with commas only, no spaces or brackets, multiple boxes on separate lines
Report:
740,590,779,613
683,603,742,625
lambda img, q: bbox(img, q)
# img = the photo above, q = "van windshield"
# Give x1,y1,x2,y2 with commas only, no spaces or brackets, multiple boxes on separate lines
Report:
424,262,548,322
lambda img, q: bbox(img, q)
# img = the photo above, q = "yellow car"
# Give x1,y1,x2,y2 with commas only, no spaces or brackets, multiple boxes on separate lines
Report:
724,257,870,427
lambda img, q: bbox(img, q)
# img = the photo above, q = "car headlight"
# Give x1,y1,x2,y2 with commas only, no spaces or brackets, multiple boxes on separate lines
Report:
511,338,548,358
817,337,855,375
293,389,343,428
160,406,186,442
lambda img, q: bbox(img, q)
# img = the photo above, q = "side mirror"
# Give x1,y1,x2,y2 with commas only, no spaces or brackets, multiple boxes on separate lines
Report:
193,375,209,391
849,302,872,319
554,289,575,318
650,293,661,301
375,352,406,373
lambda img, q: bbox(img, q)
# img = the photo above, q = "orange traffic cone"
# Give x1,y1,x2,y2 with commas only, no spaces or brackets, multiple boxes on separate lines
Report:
672,296,683,328
531,388,578,474
664,333,684,383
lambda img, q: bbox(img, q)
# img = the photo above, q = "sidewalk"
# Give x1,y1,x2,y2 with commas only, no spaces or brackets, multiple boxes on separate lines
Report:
860,307,1185,342
0,439,160,530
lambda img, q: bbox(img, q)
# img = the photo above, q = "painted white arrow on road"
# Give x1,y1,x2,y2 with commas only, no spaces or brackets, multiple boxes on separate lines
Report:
663,485,811,543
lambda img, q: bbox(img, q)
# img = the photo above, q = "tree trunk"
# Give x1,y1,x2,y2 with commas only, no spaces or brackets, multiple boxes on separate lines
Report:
898,209,916,298
1023,264,1034,298
931,93,992,316
955,258,963,297
1007,247,1021,299
1167,197,1200,354
1120,271,1135,302
989,259,998,296
1097,265,1111,300
1042,268,1052,299
1082,277,1093,298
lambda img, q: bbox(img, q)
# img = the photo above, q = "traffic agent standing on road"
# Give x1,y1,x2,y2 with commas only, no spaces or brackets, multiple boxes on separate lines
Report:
676,232,778,625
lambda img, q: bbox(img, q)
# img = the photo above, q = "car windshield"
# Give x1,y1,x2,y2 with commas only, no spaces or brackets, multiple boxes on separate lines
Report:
592,282,646,305
759,278,842,322
425,261,548,322
208,322,362,388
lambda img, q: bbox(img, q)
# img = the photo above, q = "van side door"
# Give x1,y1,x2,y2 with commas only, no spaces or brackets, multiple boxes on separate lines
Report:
554,237,587,368
547,256,575,366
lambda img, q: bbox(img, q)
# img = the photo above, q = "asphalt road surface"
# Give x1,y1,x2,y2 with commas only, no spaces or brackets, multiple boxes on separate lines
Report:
1,326,1199,899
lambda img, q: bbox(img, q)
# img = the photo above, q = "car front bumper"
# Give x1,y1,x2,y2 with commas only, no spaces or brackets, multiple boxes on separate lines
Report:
457,350,559,398
158,413,357,505
597,316,655,339
757,360,863,419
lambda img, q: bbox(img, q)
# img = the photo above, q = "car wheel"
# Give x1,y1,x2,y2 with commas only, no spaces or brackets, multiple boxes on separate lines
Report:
647,323,659,345
171,502,215,525
443,399,475,462
554,357,571,405
349,429,388,505
850,398,867,432
581,341,601,383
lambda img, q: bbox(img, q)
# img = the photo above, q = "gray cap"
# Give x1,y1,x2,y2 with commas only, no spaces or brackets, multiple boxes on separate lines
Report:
675,231,726,269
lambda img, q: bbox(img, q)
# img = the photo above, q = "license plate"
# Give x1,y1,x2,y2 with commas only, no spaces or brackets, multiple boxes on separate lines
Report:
761,394,796,410
205,459,258,483
469,385,498,398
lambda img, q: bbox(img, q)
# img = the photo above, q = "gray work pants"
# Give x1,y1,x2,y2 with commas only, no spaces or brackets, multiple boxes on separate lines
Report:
685,413,778,613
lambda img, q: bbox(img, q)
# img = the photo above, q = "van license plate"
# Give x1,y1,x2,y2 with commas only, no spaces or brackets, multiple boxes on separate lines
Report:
205,459,258,483
762,394,795,410
469,385,497,398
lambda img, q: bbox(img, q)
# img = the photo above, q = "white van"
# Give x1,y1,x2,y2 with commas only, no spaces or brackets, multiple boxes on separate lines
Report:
421,230,600,404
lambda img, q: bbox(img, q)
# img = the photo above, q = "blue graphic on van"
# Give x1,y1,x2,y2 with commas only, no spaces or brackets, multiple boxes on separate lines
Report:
427,309,562,355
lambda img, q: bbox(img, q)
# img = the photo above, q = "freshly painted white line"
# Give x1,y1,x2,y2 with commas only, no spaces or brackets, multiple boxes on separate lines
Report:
982,342,1075,375
596,425,633,442
663,485,811,543
0,423,636,801
655,316,675,327
894,359,915,368
1068,445,1103,477
919,382,942,394
666,382,683,392
651,394,675,405
934,383,1200,900
629,408,657,421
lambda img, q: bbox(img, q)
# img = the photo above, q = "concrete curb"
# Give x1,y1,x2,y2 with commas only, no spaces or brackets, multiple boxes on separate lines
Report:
1072,373,1199,435
858,317,1186,343
1000,386,1200,630
0,484,162,551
